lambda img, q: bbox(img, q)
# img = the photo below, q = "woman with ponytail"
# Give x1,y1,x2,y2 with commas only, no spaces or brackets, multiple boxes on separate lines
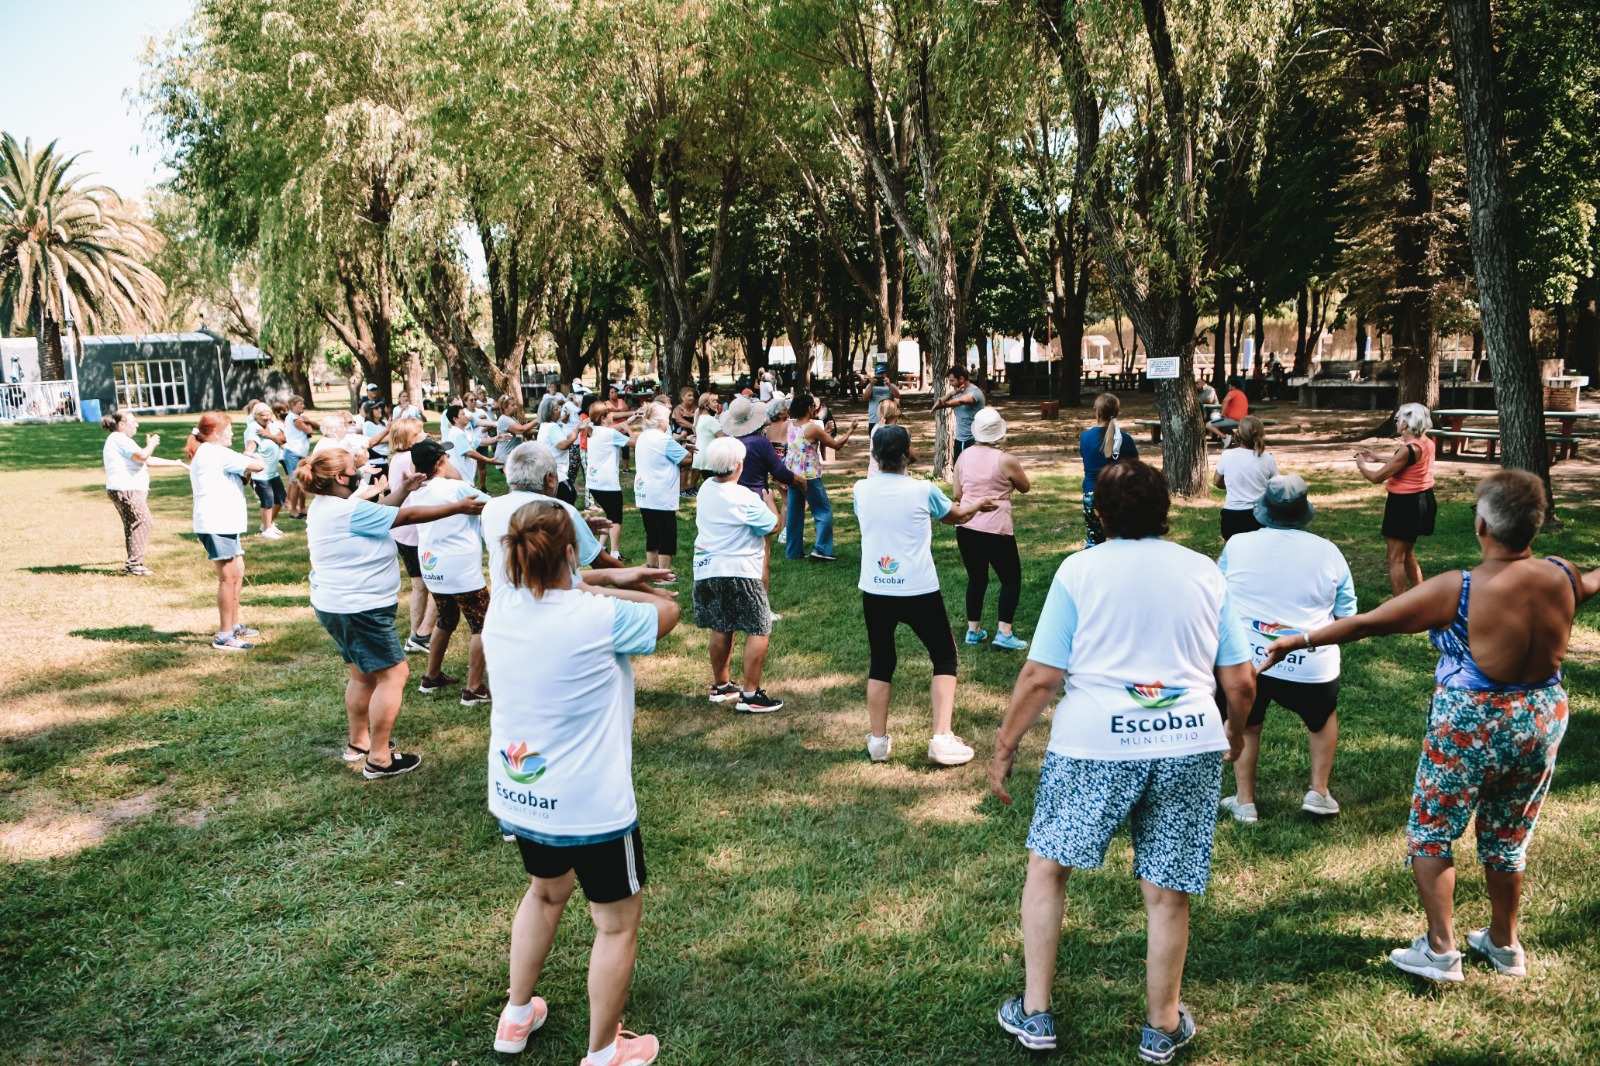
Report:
101,409,186,575
187,412,265,650
1078,393,1139,547
482,501,679,1063
299,445,486,779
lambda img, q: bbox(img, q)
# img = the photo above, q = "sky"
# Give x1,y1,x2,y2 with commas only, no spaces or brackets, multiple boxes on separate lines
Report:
1,0,195,201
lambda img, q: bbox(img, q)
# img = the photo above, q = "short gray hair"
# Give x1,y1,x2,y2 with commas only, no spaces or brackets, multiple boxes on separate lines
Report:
504,441,558,492
1395,403,1432,436
704,436,746,475
642,401,670,430
1474,469,1546,551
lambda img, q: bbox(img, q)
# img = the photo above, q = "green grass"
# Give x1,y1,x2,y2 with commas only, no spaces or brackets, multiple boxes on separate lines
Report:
4,418,1600,1064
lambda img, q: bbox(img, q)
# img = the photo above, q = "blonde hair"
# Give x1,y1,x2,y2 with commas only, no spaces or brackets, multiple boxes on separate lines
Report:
1094,393,1122,459
1232,415,1266,455
878,399,901,425
643,401,670,430
387,417,425,451
295,447,352,496
697,391,719,413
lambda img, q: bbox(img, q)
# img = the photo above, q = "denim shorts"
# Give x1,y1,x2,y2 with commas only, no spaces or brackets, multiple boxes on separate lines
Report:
315,604,405,674
252,476,287,509
1027,750,1224,895
197,533,244,561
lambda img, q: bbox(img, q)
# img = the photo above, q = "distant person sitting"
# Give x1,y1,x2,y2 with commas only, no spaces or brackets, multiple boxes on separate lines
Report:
1207,376,1249,441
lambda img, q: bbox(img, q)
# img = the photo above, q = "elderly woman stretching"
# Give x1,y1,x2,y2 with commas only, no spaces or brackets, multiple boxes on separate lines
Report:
1356,402,1436,594
101,410,186,575
1263,470,1596,983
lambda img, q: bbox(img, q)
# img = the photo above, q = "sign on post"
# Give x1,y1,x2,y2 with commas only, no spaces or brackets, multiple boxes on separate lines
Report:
1146,357,1180,380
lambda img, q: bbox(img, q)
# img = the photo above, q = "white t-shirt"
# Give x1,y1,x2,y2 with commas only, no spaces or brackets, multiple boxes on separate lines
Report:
852,473,953,597
481,490,603,595
759,379,774,402
306,494,401,613
691,413,720,471
189,441,253,535
103,433,149,492
282,414,311,456
411,477,490,593
1028,538,1252,760
494,414,521,463
484,586,659,844
1216,448,1279,511
537,422,575,482
634,428,688,511
442,423,479,485
693,479,777,581
249,431,283,482
586,426,628,492
1218,527,1357,684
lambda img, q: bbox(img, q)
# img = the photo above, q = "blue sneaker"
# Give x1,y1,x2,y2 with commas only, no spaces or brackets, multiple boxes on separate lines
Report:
997,995,1056,1051
1138,1007,1196,1064
992,632,1030,651
965,628,989,645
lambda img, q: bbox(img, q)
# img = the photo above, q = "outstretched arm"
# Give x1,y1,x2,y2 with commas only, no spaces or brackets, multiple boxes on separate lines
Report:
1261,570,1460,670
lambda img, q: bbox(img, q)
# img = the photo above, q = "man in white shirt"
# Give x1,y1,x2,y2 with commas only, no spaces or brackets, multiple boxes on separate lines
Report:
407,439,493,703
1216,474,1356,822
482,442,613,594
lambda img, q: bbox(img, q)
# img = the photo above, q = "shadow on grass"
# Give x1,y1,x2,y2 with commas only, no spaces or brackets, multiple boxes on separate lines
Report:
21,563,127,576
68,625,190,645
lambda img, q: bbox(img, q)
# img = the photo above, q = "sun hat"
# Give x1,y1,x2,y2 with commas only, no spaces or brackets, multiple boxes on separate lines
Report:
719,395,770,437
971,407,1007,444
1253,473,1316,529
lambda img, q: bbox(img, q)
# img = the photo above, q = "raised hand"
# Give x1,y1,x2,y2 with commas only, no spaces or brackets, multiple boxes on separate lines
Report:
401,472,426,492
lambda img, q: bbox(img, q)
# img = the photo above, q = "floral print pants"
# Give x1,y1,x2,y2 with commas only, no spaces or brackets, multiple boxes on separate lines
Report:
1407,684,1567,872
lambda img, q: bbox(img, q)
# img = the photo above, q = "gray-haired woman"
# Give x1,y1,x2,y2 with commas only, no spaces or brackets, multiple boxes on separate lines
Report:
1357,402,1436,594
101,410,186,575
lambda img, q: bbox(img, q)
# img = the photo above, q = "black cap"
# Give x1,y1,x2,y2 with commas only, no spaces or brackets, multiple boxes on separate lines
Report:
411,438,449,476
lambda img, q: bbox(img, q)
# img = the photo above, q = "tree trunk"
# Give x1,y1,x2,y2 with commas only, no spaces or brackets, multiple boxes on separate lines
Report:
925,241,959,476
1058,261,1090,405
1446,0,1548,483
1394,89,1441,407
403,349,424,410
1355,308,1369,362
1573,271,1600,382
40,316,65,380
1214,295,1227,388
1293,285,1310,374
1252,303,1266,379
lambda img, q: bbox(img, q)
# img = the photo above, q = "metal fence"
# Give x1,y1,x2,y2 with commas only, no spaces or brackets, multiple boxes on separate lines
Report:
0,380,80,422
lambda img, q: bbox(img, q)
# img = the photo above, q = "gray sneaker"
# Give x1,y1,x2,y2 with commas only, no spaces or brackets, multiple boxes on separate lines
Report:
1219,795,1258,824
1388,934,1464,983
1466,928,1527,977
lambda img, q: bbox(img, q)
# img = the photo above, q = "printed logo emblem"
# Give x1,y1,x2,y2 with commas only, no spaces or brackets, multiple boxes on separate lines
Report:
499,741,548,785
1250,620,1303,638
1126,682,1186,709
877,555,900,575
420,550,439,572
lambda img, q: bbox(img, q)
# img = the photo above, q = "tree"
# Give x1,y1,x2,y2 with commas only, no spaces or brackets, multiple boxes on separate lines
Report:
1445,0,1549,484
0,134,165,379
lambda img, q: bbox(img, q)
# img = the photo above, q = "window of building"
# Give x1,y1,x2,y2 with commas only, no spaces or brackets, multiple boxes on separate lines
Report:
113,359,190,412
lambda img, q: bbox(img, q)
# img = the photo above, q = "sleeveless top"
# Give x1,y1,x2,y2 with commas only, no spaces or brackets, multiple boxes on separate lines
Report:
954,444,1013,536
786,420,823,479
1429,559,1576,691
1388,436,1435,494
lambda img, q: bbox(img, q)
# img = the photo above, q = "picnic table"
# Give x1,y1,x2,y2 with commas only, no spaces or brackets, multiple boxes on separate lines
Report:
1430,408,1600,461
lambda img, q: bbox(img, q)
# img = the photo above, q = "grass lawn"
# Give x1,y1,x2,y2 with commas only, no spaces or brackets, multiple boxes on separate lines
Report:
3,404,1600,1065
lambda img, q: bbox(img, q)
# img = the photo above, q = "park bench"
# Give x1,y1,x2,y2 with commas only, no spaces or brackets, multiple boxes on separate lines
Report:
1135,418,1277,445
1430,427,1583,462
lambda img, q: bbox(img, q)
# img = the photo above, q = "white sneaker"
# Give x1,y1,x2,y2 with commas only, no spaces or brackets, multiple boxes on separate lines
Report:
1388,934,1464,983
1219,795,1258,824
1466,927,1527,977
1302,789,1341,816
866,734,892,762
259,526,285,540
927,732,975,766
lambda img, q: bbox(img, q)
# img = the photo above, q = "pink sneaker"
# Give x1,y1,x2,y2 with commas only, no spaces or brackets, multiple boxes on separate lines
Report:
580,1026,659,1066
493,996,548,1054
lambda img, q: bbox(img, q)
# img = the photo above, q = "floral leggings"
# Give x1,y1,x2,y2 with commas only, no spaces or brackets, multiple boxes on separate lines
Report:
1082,491,1105,546
1407,683,1568,872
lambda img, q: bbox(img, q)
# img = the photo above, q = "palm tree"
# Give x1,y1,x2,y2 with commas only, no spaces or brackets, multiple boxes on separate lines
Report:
0,133,166,379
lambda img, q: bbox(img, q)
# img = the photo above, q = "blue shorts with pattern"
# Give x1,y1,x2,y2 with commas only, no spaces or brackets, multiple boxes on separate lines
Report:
1026,750,1224,895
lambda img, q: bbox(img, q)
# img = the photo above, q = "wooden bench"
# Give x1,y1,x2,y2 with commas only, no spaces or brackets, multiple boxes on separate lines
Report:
1430,428,1583,462
1135,418,1278,445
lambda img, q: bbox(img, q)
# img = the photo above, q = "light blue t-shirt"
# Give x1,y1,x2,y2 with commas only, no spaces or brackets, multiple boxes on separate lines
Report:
853,474,953,597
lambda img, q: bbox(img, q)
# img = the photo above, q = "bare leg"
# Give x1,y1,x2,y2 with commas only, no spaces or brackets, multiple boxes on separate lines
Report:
1232,725,1262,805
645,550,660,570
586,891,644,1054
1411,855,1457,953
659,553,673,577
1384,537,1413,596
1484,868,1523,950
1140,880,1191,1033
215,558,242,634
508,872,576,1004
259,507,273,533
408,580,433,638
1307,714,1338,796
930,674,957,735
425,622,455,679
1022,852,1071,1013
363,661,410,764
607,522,621,556
708,631,734,687
345,665,375,750
466,633,487,691
1404,546,1423,590
867,679,893,737
741,633,769,691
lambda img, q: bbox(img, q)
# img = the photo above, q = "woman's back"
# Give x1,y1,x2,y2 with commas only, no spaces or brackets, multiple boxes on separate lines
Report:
1458,558,1577,685
955,445,1013,535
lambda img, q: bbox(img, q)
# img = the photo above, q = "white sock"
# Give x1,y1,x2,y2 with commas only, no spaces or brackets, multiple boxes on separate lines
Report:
216,630,232,641
586,1038,617,1066
503,999,534,1023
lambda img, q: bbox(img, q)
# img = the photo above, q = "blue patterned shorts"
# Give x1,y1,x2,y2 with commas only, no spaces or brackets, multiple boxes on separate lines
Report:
1027,751,1224,894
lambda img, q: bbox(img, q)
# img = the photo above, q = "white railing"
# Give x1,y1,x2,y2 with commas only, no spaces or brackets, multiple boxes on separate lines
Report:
0,380,80,423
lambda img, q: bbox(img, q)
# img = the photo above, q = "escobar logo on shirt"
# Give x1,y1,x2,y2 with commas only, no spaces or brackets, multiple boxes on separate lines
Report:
495,741,559,811
420,550,439,574
1125,683,1185,709
873,555,905,587
1113,684,1207,747
1250,619,1313,670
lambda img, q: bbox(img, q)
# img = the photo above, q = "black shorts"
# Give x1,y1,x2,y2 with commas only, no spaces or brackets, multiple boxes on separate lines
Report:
640,508,678,556
862,590,958,682
590,489,624,524
252,476,287,509
396,542,422,578
513,825,646,904
1220,507,1261,541
1382,489,1437,542
1237,675,1340,733
434,587,491,634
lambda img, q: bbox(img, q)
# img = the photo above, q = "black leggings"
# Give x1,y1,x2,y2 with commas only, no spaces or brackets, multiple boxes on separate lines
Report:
955,527,1021,625
863,591,958,683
